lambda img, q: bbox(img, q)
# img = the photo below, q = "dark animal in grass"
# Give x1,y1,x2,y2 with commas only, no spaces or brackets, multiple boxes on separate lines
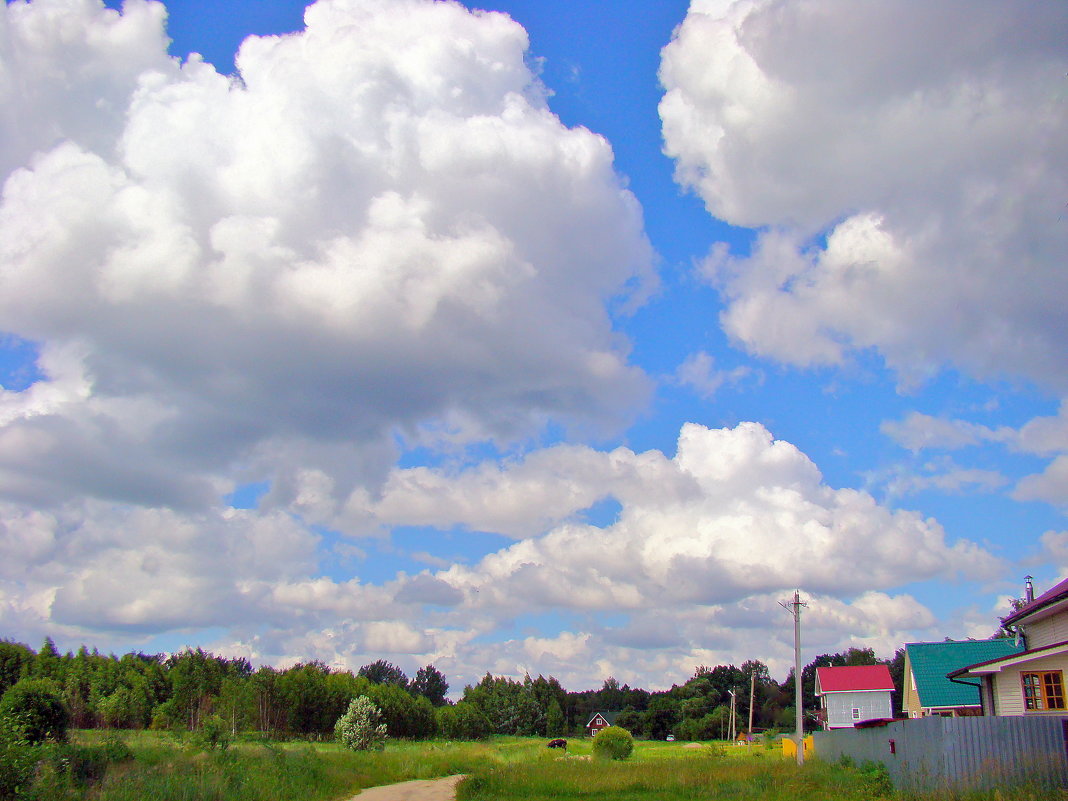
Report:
547,738,567,749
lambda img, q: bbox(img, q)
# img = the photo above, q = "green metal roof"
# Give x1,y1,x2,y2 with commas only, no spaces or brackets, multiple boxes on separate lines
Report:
906,639,1024,708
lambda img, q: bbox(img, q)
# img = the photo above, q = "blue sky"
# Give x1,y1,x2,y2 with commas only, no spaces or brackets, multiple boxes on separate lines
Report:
1,0,1065,692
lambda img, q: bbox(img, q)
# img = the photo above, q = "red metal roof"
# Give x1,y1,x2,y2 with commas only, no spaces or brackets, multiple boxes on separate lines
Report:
815,665,895,693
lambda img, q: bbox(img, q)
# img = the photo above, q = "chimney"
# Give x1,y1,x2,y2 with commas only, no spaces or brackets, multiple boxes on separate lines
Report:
1024,576,1034,604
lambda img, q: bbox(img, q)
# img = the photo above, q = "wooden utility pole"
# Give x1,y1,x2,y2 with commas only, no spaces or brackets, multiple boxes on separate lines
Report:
727,689,736,742
747,669,756,744
780,589,808,765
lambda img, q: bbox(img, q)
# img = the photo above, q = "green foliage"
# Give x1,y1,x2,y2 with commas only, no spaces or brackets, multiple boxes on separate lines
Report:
193,714,232,751
545,699,565,737
857,760,893,797
436,702,492,740
2,635,913,746
0,643,34,699
411,665,449,706
335,696,387,751
364,683,436,739
0,678,70,744
0,719,35,799
457,744,900,801
99,732,134,763
592,725,634,760
358,660,409,689
462,674,546,736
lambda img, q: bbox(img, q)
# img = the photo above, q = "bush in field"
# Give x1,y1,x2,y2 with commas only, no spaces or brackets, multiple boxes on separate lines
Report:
436,702,492,740
365,682,436,739
0,678,69,744
195,714,232,751
335,696,387,751
0,720,35,799
592,725,633,760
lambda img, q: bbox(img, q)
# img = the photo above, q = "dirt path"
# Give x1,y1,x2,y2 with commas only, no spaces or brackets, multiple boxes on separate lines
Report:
348,775,465,801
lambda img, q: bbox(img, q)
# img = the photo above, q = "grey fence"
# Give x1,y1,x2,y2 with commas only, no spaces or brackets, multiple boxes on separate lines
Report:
812,716,1068,792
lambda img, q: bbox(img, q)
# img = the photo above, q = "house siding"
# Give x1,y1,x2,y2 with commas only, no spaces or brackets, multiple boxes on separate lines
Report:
903,654,919,717
824,690,892,728
1023,615,1068,649
992,653,1068,716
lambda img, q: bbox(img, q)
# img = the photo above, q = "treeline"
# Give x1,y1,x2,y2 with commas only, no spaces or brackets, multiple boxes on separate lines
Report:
0,638,903,740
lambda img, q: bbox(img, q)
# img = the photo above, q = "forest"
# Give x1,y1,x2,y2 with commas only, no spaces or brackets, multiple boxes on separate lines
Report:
0,637,905,741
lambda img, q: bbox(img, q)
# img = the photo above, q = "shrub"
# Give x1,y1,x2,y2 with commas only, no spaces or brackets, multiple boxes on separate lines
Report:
436,702,492,740
100,733,133,763
0,678,69,745
364,683,436,739
335,696,387,751
858,760,893,797
0,720,35,799
592,725,633,761
194,714,232,751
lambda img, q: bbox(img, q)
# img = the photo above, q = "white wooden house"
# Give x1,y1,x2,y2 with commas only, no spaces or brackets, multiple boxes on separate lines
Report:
814,665,895,729
950,576,1068,716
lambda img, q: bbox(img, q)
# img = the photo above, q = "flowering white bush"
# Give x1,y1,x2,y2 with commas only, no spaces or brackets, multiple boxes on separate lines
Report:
335,696,387,751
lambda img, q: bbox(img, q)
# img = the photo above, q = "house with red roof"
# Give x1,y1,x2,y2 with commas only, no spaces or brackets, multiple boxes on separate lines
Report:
814,664,895,729
949,576,1068,716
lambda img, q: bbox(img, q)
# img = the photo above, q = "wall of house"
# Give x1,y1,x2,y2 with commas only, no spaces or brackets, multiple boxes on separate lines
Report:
1022,614,1068,649
902,656,919,717
993,653,1068,716
824,690,892,727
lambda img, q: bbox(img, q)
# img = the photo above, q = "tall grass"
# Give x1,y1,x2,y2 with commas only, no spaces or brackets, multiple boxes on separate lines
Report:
456,742,1067,801
30,733,1068,801
457,754,889,801
35,731,492,801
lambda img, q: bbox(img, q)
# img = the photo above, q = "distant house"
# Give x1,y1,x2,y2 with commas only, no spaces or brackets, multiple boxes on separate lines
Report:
902,639,1023,718
949,576,1068,716
814,665,895,729
585,710,619,736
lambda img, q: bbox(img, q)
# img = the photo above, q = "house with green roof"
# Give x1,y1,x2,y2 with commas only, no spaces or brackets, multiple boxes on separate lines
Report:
902,639,1024,718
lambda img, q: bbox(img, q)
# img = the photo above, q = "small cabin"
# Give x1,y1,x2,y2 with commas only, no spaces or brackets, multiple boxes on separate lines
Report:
585,710,619,736
814,665,895,729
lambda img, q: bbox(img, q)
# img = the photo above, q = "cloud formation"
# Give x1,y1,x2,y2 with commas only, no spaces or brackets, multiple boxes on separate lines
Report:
660,0,1068,390
0,420,993,690
0,0,653,514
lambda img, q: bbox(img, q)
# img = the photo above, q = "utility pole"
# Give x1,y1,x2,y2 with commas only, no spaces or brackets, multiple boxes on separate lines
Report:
727,689,736,742
780,589,808,765
747,669,756,746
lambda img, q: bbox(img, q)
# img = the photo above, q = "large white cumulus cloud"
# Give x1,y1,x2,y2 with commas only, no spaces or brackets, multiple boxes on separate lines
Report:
247,422,990,688
431,422,999,611
0,421,992,690
0,0,653,511
660,0,1068,389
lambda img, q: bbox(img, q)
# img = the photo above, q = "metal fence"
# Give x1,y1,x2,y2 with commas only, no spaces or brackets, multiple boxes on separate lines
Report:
812,715,1068,792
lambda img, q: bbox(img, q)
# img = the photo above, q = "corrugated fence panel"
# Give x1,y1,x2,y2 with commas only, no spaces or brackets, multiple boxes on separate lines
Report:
812,716,1068,792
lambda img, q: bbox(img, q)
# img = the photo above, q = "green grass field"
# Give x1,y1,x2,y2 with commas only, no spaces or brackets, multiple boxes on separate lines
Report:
22,732,1062,801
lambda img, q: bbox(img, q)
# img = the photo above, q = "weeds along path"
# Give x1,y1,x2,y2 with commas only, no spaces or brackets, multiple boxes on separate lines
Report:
348,774,466,801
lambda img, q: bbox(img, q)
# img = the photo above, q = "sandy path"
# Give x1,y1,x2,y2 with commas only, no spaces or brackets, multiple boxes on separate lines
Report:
348,775,465,801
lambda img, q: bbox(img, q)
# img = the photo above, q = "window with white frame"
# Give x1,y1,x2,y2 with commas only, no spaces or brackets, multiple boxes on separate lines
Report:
851,708,860,720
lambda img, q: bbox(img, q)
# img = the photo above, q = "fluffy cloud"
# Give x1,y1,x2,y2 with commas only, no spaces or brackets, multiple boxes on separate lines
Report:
0,501,319,633
0,421,994,690
674,350,751,400
660,0,1068,389
881,412,1012,453
434,423,1000,616
0,0,653,513
880,406,1068,508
